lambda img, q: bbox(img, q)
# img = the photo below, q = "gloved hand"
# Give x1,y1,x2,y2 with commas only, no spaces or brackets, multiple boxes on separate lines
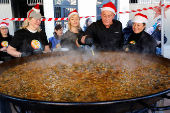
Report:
33,49,43,55
85,35,93,46
123,44,140,53
20,52,32,57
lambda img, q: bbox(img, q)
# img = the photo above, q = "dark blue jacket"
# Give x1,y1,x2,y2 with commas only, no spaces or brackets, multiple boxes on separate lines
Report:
151,30,167,48
122,26,133,44
49,35,61,49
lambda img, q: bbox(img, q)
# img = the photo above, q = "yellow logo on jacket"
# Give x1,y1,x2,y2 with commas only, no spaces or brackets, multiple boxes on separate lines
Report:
129,40,136,45
31,40,41,49
1,41,8,47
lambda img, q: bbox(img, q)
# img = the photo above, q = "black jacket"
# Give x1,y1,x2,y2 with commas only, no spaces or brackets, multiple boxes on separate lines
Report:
123,31,157,55
82,19,124,51
0,34,14,61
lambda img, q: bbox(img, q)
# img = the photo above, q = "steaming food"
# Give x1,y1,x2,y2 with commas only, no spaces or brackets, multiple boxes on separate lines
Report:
0,53,170,102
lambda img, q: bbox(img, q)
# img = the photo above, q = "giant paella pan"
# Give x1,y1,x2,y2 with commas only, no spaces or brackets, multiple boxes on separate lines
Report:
0,51,170,113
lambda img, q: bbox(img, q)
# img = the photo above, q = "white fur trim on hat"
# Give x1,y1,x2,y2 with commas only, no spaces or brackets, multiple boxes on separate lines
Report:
133,15,148,24
68,12,79,19
101,7,116,15
32,7,40,13
0,22,9,27
0,24,8,27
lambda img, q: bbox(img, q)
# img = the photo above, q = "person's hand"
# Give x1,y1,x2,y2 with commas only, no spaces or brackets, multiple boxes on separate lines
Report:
157,41,161,45
81,35,87,44
20,52,32,57
0,47,7,51
85,35,93,46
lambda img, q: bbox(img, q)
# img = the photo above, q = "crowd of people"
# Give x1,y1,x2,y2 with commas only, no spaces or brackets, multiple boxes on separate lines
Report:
0,2,167,64
0,1,167,63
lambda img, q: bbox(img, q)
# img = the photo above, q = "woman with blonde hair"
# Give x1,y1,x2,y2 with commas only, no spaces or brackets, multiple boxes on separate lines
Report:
7,4,50,57
60,9,84,50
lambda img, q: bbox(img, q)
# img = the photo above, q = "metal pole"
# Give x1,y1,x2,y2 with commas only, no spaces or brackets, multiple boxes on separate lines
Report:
161,0,164,56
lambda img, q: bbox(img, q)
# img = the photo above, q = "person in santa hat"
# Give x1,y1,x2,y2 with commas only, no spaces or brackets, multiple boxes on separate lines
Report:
7,4,50,58
79,1,124,51
60,9,85,50
0,22,14,62
123,13,157,54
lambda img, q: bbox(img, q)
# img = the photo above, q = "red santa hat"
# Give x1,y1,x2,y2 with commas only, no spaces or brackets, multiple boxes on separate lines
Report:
68,9,79,19
0,22,9,27
132,13,148,24
101,1,117,15
27,4,43,19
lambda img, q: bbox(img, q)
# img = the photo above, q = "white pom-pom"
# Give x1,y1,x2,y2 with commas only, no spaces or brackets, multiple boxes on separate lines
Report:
32,7,40,13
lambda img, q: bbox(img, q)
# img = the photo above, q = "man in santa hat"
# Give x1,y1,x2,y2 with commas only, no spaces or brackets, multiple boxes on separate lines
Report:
79,1,124,51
